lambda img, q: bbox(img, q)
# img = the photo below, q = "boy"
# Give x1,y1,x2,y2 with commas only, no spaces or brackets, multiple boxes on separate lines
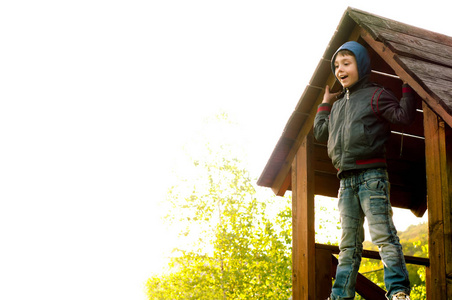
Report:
314,41,415,300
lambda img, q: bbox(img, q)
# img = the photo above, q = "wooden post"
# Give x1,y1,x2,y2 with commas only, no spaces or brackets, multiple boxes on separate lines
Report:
426,265,432,300
315,247,333,299
443,117,452,300
291,132,316,299
423,102,449,299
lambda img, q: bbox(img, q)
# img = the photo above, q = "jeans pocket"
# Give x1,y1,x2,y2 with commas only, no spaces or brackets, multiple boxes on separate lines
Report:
370,195,387,215
365,178,387,191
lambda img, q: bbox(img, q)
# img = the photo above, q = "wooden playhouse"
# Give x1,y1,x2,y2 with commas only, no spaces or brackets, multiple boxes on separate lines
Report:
257,7,452,300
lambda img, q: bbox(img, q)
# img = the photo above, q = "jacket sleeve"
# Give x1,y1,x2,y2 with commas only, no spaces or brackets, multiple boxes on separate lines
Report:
373,84,416,125
313,103,332,143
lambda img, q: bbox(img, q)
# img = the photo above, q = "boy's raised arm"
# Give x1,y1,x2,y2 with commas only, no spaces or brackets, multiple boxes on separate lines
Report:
375,83,416,126
314,86,339,142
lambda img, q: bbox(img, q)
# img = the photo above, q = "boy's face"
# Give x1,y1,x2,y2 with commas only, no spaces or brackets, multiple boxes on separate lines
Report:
334,53,359,88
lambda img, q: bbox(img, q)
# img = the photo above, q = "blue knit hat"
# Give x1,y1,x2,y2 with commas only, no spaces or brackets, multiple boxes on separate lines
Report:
331,41,371,80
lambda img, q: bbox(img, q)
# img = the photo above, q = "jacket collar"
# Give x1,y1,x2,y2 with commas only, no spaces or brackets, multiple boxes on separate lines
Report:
337,75,370,99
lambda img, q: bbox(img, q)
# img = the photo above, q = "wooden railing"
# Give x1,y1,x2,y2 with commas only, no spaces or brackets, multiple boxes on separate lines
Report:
316,243,430,266
315,243,430,300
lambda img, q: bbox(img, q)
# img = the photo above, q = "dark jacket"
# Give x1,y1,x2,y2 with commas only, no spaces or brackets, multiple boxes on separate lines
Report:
313,42,416,177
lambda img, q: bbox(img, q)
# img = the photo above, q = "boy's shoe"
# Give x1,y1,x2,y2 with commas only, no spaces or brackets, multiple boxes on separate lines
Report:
392,292,410,300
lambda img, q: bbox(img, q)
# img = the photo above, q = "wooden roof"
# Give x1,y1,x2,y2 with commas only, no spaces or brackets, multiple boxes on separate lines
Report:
257,7,452,217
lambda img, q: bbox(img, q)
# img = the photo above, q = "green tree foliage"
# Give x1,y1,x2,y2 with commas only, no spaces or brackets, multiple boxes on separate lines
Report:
315,196,341,245
146,114,428,299
146,144,292,299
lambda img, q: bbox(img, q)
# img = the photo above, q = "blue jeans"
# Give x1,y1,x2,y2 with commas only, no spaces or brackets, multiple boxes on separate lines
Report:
330,168,410,300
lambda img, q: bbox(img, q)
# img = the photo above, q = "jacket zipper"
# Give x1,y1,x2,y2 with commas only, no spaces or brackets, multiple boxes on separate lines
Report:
340,88,350,169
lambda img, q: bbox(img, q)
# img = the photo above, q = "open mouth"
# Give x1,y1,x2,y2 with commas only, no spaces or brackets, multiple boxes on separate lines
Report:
340,75,348,80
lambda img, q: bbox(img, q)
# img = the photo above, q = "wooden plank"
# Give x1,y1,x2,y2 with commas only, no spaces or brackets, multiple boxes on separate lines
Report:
314,172,339,198
386,41,452,69
396,57,452,118
397,56,452,85
291,133,316,299
358,25,452,67
308,58,334,91
295,83,327,113
283,111,309,140
348,8,452,47
423,102,448,299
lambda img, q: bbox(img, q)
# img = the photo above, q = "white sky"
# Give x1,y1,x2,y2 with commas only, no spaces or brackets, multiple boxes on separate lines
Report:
0,1,448,299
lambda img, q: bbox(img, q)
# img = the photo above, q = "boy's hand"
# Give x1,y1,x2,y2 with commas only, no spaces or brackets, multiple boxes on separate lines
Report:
322,85,341,104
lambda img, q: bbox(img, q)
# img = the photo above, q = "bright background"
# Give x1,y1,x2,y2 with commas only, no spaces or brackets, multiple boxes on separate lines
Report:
0,1,447,299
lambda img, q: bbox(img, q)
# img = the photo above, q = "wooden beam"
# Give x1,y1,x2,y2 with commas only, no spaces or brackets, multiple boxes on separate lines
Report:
272,171,291,197
354,266,387,299
291,133,315,299
423,102,448,299
330,255,386,300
